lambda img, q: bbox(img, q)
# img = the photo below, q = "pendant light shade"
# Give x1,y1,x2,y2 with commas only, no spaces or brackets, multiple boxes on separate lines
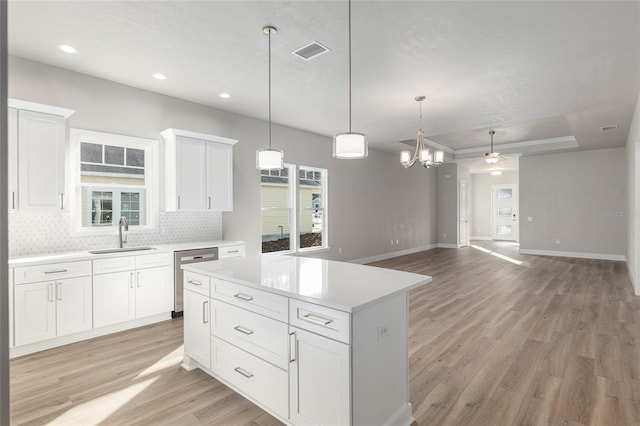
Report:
333,132,367,158
256,25,284,170
333,0,367,159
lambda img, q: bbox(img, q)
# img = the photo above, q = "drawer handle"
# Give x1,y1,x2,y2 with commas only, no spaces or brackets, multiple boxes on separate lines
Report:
187,279,202,286
234,367,254,379
203,301,209,324
44,269,68,275
233,293,253,302
233,325,254,335
227,250,239,254
301,313,333,326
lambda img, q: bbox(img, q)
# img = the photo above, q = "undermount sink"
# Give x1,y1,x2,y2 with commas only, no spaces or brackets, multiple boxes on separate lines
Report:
89,247,156,255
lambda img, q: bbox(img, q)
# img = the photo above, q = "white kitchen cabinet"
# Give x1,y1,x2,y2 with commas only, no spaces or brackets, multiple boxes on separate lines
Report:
184,289,210,369
14,262,92,346
162,128,238,212
289,326,351,426
8,100,74,211
93,252,173,328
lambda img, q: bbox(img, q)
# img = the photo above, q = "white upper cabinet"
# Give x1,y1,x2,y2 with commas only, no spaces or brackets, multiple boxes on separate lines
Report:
8,99,74,211
162,128,237,212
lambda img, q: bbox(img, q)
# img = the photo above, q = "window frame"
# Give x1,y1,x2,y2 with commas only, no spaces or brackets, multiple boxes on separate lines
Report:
69,128,159,235
297,165,328,253
260,163,296,255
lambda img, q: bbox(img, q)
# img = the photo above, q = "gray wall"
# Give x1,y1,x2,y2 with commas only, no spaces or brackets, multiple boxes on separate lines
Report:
8,56,438,261
437,163,458,246
470,171,519,239
626,93,640,294
520,148,626,257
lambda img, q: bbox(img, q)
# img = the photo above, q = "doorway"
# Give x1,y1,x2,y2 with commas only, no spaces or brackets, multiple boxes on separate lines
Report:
459,179,468,247
491,184,518,241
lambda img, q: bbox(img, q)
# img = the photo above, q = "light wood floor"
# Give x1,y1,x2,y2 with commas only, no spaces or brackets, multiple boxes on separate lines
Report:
10,241,640,425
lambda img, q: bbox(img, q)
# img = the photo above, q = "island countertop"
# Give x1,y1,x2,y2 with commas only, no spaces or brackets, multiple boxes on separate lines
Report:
181,254,432,312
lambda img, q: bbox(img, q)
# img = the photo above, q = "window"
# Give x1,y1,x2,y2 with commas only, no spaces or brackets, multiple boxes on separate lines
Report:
260,164,327,254
70,129,158,233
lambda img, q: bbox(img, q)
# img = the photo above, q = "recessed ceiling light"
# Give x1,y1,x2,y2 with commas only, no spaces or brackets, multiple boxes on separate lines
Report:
152,73,167,80
220,93,231,99
490,170,503,176
58,44,77,54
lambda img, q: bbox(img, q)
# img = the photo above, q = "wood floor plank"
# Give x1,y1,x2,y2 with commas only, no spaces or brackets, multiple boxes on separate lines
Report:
10,241,639,426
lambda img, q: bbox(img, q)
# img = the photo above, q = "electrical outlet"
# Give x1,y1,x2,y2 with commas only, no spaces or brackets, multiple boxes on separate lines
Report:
396,240,399,245
377,325,389,341
555,238,561,244
443,233,446,239
338,247,342,254
528,217,533,222
390,239,394,245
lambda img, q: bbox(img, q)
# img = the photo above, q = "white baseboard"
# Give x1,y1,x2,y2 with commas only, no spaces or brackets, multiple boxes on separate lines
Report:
470,236,492,241
349,244,438,265
10,312,172,358
519,248,626,262
437,243,459,249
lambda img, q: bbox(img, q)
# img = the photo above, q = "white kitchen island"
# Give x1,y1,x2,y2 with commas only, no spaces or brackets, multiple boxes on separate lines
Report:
181,255,431,426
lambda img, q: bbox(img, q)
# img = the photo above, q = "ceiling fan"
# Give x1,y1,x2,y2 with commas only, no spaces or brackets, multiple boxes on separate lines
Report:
485,130,504,164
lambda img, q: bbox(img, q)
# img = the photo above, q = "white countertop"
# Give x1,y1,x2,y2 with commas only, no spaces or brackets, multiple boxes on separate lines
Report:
182,255,432,312
9,240,245,267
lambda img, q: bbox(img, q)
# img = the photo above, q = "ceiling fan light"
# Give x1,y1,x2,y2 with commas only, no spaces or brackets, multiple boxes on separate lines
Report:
433,150,445,165
256,148,284,170
485,152,500,164
333,132,367,159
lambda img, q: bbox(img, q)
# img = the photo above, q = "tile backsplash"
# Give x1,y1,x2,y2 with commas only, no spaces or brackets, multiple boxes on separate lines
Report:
9,210,223,258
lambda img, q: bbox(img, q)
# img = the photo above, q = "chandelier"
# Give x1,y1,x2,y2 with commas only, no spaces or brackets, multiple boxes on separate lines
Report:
400,96,444,168
485,130,500,164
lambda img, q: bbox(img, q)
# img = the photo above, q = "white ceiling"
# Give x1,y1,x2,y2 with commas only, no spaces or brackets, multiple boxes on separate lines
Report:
8,1,640,173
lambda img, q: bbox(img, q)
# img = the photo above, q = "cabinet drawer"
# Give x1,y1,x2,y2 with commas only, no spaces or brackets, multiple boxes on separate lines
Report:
136,252,172,269
93,256,136,275
211,336,288,419
14,260,91,284
184,270,210,297
210,299,289,370
289,299,351,344
211,279,287,322
218,245,245,259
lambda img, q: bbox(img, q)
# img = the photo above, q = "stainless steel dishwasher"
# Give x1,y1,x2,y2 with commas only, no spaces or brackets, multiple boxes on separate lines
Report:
173,247,218,317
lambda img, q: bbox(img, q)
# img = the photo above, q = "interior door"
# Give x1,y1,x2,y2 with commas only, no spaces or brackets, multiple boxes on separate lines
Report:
491,184,518,241
459,179,468,247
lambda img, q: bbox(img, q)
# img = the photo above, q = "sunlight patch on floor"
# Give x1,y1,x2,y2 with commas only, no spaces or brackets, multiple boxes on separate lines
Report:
48,377,159,425
135,345,184,379
470,244,526,266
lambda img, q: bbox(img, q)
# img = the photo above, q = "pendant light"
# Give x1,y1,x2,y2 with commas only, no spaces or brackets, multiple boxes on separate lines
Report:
333,0,367,159
256,25,284,170
400,96,444,168
485,130,500,164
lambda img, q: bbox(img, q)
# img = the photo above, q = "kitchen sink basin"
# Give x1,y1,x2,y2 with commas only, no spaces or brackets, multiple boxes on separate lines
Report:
89,247,155,254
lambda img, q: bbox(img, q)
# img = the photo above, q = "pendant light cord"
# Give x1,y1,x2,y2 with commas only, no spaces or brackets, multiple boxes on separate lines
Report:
348,0,352,133
268,29,272,150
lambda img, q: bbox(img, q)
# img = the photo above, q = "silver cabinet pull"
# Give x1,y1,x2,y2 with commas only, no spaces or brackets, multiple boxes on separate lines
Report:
56,282,62,301
301,313,333,326
289,332,296,363
187,279,202,286
233,293,253,302
208,196,211,209
234,367,254,379
44,269,67,275
59,193,64,210
48,283,54,302
177,196,181,209
233,325,254,335
129,272,134,289
203,301,209,324
11,192,15,209
136,271,141,288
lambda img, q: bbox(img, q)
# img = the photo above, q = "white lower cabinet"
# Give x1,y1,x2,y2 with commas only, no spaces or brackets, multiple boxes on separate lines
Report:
289,326,351,426
14,275,92,346
93,271,136,328
136,266,173,318
184,289,210,369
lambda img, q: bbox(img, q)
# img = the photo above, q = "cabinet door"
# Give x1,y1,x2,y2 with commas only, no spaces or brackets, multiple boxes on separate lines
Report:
184,289,210,369
56,276,93,337
135,266,173,318
176,137,207,211
289,326,351,426
206,142,233,211
14,281,56,346
93,271,136,328
8,107,18,210
17,110,65,211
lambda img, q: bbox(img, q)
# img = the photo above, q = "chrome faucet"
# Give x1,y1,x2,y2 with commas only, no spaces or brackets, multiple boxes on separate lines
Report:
118,217,129,248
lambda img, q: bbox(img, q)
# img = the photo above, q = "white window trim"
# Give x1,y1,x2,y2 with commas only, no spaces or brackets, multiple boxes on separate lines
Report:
69,128,159,236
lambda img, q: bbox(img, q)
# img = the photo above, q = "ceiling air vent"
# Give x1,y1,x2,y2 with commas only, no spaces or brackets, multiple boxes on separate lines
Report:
601,125,618,132
292,41,330,61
